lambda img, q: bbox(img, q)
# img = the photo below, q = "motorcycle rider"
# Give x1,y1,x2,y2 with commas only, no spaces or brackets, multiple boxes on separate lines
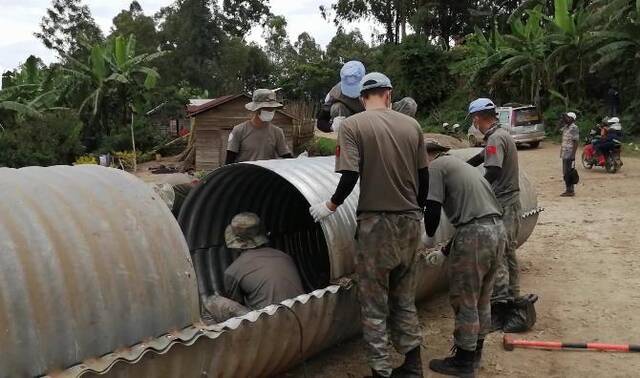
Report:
597,117,623,158
560,112,580,197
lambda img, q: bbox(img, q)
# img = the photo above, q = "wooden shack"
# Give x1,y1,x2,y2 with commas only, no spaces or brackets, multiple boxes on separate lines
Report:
187,94,298,171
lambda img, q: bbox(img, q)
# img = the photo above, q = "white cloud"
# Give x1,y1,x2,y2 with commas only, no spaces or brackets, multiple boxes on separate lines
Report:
0,0,376,72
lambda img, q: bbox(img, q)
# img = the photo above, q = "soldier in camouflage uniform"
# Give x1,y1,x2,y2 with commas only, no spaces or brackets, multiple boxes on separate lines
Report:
310,73,429,377
423,140,505,377
223,213,305,310
466,98,521,329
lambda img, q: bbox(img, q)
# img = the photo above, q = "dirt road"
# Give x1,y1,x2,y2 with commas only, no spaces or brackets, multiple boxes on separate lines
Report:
288,142,640,377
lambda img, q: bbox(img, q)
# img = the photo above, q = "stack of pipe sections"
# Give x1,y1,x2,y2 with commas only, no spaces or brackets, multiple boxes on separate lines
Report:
0,149,541,377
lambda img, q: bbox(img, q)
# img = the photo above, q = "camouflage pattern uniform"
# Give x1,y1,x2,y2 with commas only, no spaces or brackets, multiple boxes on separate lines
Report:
449,217,506,351
355,212,423,376
491,200,522,303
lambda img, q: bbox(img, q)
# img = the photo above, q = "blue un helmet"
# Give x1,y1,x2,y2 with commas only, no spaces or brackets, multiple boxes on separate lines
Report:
340,61,366,99
468,98,497,116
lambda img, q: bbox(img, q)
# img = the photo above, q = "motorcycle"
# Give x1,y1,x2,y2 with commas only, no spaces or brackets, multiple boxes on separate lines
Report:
582,134,623,173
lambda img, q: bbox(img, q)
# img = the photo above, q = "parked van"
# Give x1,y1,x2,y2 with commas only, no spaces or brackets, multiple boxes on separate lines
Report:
468,104,545,148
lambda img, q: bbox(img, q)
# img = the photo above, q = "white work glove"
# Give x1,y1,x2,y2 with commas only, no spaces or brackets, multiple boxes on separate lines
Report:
332,116,346,133
309,201,335,222
424,250,446,267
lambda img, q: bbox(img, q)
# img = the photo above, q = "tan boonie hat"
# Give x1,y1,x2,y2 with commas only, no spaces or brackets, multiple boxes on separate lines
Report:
425,138,451,153
245,89,283,112
225,212,269,249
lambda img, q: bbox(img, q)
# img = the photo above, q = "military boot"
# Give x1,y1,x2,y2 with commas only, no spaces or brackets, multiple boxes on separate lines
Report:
474,338,484,369
429,346,475,378
391,346,423,377
491,302,507,331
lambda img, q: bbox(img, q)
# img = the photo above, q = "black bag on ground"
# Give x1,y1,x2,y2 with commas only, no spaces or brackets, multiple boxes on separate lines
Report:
503,294,539,333
569,167,580,185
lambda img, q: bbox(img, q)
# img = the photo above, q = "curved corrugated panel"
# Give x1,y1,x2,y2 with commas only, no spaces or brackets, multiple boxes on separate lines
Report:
0,165,200,377
179,151,540,299
56,150,542,378
53,285,361,378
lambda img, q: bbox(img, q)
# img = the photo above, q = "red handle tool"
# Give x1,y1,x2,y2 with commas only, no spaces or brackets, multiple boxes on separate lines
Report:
504,336,640,352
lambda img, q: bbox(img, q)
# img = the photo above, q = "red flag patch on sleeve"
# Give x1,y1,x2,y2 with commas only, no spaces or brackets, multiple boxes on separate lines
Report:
336,145,341,157
486,145,497,156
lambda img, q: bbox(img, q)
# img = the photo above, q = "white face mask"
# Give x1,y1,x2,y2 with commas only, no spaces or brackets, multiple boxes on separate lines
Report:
259,110,275,122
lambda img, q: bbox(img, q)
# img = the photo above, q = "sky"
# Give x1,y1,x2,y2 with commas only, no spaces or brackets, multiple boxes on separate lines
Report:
0,0,378,74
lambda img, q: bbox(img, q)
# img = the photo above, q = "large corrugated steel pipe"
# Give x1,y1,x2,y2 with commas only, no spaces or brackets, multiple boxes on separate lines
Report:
0,166,200,377
179,150,540,303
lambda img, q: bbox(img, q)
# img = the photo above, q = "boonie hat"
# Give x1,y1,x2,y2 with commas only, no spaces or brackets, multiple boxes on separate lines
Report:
359,72,393,94
340,60,366,99
225,212,269,249
468,98,497,115
424,138,452,153
392,97,418,117
245,89,283,112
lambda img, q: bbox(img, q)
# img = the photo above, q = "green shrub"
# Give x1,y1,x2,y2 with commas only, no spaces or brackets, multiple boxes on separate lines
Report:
97,119,165,154
0,110,84,167
305,137,337,157
74,155,97,165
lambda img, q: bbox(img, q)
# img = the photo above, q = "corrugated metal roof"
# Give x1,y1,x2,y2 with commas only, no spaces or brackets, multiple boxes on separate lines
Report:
0,165,200,377
186,93,300,120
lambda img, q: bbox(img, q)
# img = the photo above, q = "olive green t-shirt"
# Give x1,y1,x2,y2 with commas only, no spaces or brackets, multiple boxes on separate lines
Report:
428,155,502,227
335,109,429,212
227,121,290,162
484,127,520,205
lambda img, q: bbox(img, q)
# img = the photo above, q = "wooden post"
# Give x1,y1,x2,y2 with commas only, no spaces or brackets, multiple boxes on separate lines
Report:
131,112,137,173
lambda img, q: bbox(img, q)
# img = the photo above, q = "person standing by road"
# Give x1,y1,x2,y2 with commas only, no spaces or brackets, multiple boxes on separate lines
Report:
225,89,293,164
424,140,505,377
466,98,521,330
309,72,429,378
560,112,580,197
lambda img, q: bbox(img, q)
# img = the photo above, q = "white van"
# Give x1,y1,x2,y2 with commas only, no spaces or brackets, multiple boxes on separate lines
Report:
468,105,546,148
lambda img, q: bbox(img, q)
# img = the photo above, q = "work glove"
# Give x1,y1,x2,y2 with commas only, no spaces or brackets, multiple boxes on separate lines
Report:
424,250,446,267
332,116,346,134
309,201,335,222
442,239,453,256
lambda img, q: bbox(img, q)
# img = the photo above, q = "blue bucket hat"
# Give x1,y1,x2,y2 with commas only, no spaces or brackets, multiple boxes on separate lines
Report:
340,60,366,99
468,98,497,116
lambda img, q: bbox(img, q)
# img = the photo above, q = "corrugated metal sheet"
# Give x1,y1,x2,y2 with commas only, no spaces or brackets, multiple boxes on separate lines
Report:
50,285,361,378
179,152,540,301
0,165,200,377
7,152,541,378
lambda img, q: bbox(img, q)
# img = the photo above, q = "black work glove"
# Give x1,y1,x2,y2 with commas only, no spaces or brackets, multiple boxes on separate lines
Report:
442,239,453,257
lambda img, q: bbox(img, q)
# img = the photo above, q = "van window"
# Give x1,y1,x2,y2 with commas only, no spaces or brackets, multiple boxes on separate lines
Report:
515,108,541,126
498,111,510,126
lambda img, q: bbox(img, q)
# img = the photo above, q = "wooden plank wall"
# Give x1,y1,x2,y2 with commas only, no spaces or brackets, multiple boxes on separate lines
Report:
193,96,296,171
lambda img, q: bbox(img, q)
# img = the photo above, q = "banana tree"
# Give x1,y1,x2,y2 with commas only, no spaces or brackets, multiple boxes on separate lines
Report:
589,0,640,85
64,35,165,164
540,0,600,103
490,5,549,107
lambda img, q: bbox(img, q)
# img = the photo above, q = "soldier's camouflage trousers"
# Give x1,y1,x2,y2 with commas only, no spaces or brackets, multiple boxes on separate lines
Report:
355,212,423,376
492,200,522,303
449,217,505,351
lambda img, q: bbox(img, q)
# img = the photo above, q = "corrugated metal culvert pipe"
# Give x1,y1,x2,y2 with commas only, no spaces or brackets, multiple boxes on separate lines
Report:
0,165,199,377
2,151,541,377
